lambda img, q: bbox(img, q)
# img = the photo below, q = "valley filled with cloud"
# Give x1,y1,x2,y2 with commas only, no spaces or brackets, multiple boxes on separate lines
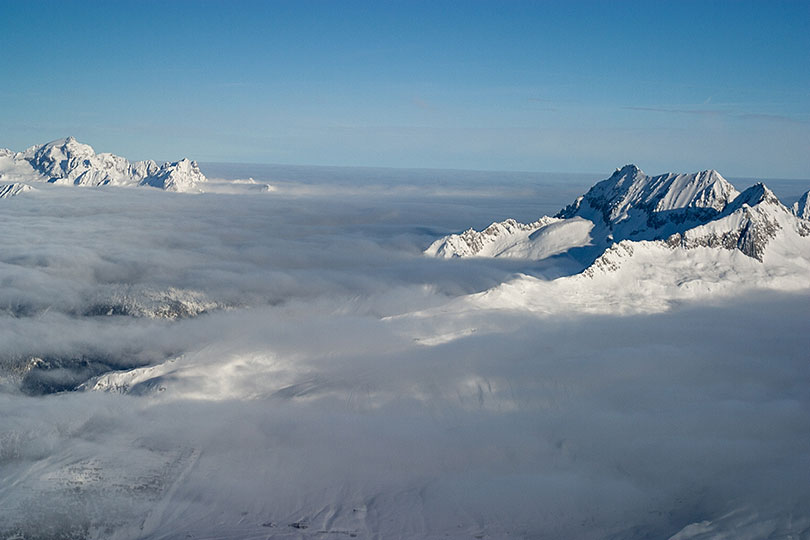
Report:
1,151,809,538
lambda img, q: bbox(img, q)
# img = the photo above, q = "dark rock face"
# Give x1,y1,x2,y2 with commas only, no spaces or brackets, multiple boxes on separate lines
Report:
666,185,794,262
794,190,810,220
678,211,780,261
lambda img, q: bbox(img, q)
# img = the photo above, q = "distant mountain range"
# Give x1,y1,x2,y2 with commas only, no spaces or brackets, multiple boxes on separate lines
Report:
0,137,207,193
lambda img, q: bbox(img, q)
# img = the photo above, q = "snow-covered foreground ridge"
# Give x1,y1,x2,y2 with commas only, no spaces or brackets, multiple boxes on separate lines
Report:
0,137,206,192
427,164,810,264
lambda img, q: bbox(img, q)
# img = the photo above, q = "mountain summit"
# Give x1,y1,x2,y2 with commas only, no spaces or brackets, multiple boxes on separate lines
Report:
556,165,740,242
427,166,809,265
0,137,206,192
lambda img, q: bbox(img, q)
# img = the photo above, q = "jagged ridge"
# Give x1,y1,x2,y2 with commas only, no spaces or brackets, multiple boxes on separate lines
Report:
673,183,809,261
425,217,560,258
426,165,810,265
557,164,740,242
0,137,206,192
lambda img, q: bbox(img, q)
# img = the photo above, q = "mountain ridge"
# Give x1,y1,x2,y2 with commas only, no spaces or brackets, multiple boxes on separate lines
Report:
0,137,207,192
556,164,740,241
426,165,810,267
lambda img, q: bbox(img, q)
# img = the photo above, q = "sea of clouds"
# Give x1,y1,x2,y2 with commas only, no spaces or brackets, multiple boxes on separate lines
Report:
0,165,808,539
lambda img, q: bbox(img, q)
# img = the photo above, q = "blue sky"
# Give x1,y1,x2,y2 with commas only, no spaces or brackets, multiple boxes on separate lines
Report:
1,0,808,177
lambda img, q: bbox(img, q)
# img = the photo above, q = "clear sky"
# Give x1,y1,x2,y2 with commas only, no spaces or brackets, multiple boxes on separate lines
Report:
1,0,808,178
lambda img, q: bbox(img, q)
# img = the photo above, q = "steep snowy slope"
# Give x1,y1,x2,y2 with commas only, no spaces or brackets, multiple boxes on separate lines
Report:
0,137,206,192
674,183,810,261
0,182,34,199
558,165,740,242
426,216,595,260
426,216,556,257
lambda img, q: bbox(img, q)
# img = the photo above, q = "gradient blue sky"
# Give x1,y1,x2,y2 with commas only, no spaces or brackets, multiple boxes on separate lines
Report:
1,0,808,177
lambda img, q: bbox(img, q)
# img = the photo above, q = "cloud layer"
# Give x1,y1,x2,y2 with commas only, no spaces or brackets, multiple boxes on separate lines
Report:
1,166,808,538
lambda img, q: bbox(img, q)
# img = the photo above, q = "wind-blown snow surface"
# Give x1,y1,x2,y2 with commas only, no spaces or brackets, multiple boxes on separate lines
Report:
1,165,809,539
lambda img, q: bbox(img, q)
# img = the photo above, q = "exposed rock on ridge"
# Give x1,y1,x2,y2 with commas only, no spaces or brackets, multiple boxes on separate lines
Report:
557,164,740,242
0,182,34,199
425,217,560,258
427,165,810,265
672,183,809,261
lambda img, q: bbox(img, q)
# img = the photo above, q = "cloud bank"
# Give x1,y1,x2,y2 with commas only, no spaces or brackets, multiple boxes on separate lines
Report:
0,166,808,538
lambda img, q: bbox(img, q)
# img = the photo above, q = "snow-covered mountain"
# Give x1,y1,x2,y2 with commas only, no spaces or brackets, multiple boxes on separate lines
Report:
412,166,810,344
557,164,740,242
0,137,206,192
427,165,810,265
673,183,810,261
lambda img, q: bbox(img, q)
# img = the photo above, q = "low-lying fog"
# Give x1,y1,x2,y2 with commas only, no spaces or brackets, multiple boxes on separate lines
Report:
1,165,808,539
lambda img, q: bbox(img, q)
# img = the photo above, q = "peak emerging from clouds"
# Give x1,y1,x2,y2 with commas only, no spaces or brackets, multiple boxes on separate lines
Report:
557,164,739,237
428,166,810,264
0,137,206,192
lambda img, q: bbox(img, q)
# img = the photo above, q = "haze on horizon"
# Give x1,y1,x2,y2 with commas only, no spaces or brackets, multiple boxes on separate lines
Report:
1,0,808,179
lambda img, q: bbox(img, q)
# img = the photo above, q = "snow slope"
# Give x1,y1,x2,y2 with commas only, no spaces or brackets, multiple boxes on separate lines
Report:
0,182,34,199
404,237,810,346
674,183,810,261
425,216,560,258
556,165,740,242
0,137,206,192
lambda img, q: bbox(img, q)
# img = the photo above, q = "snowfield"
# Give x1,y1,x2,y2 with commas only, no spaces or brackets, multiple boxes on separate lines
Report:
1,151,809,539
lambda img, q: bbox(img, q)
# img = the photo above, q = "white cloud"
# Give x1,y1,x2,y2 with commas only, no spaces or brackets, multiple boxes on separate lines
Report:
0,168,808,538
